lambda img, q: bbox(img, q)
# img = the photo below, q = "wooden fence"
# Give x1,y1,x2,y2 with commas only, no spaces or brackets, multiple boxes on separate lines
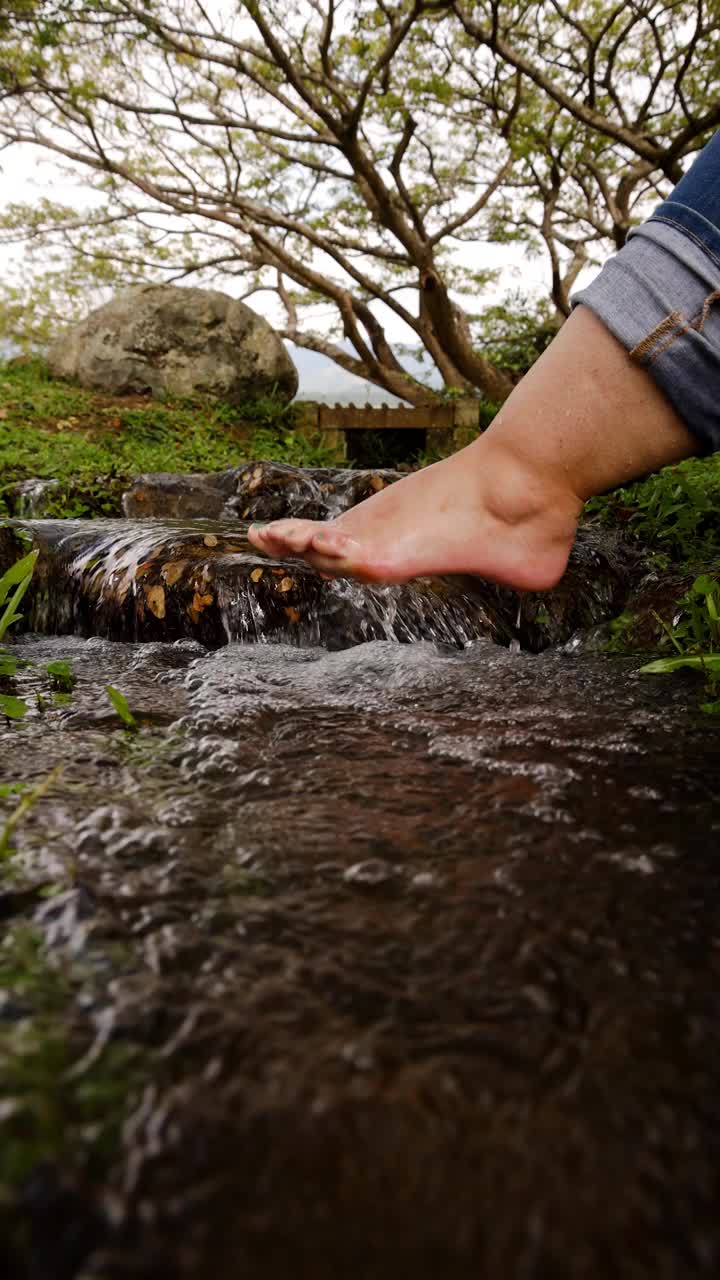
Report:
290,399,482,458
316,402,456,431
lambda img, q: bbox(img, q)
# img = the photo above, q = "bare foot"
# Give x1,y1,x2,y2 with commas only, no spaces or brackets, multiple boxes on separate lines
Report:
249,437,582,589
248,308,697,589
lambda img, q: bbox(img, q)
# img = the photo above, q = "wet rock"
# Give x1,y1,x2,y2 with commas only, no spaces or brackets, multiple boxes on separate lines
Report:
0,518,512,650
123,461,405,522
47,284,298,403
16,1163,107,1280
507,522,638,650
5,478,60,517
0,510,635,652
123,470,238,520
226,461,406,522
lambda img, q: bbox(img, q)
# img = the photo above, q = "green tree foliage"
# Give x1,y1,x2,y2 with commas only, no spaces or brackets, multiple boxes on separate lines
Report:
0,1,717,401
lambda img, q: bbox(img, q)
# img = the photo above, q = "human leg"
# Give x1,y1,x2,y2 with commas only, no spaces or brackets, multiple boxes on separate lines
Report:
248,306,697,588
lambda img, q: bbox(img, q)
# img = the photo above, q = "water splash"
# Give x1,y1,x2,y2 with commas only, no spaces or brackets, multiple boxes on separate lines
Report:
6,518,505,650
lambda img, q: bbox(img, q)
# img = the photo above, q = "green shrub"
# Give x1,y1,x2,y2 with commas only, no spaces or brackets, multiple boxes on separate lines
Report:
587,455,720,564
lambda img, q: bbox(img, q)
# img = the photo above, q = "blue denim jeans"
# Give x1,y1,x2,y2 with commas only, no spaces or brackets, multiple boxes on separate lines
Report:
573,132,720,453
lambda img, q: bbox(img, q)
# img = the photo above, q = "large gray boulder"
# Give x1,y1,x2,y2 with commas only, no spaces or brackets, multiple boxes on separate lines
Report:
47,284,298,403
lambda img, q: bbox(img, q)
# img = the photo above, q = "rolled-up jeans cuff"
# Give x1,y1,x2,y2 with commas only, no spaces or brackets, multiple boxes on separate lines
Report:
571,221,720,454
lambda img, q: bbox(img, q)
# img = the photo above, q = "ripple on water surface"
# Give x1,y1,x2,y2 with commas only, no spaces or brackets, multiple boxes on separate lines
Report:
1,635,719,1279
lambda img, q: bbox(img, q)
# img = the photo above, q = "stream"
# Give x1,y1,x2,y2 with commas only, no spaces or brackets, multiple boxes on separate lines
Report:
1,465,719,1280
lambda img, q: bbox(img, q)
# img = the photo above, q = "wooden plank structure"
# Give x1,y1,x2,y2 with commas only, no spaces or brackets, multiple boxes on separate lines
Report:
317,402,456,431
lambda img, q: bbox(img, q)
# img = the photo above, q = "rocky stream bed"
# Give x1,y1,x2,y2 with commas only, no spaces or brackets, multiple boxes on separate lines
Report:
1,464,719,1280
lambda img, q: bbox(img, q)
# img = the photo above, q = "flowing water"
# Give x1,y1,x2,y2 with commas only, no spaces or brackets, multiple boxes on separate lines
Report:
10,517,511,651
1,471,719,1279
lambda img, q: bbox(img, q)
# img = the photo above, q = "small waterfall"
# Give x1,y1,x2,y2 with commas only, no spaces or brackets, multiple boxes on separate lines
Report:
1,462,634,652
1,518,510,650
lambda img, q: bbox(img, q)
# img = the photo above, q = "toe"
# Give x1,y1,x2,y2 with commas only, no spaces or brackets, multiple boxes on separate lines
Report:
281,520,321,552
308,527,357,559
247,523,270,551
249,519,317,554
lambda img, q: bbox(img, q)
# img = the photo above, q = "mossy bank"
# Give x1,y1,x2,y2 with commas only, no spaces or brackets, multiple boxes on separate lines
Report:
0,358,345,519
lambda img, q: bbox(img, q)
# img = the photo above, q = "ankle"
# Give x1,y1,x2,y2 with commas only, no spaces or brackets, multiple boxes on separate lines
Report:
472,433,583,532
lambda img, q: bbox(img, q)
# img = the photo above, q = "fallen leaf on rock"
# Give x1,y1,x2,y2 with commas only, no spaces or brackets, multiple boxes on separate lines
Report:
278,577,293,593
203,534,218,547
146,585,166,619
284,606,301,624
114,574,131,604
370,474,385,491
188,591,214,622
161,560,187,587
250,568,264,583
271,568,285,576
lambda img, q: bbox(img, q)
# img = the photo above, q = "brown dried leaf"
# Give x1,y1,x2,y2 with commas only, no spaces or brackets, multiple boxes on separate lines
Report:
250,568,264,583
161,560,187,587
203,534,219,548
284,606,301,624
146,585,166,619
278,577,293,593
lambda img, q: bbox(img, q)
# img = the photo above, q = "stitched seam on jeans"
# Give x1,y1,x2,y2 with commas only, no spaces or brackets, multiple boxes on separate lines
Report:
692,287,720,333
630,312,684,362
645,323,691,364
637,287,720,366
649,215,720,272
630,288,720,366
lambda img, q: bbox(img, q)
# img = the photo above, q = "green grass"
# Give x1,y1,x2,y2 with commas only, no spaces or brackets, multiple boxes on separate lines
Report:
0,927,144,1193
586,454,720,566
587,457,720,701
0,358,345,517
